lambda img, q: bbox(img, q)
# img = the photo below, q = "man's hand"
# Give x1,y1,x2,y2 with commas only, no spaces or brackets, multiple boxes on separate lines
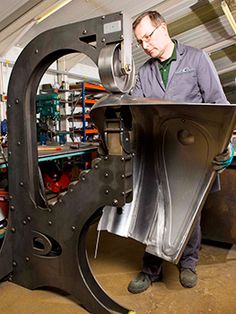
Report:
212,142,235,173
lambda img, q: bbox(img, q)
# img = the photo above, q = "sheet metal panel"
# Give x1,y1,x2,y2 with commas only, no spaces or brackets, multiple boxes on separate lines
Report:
91,94,236,263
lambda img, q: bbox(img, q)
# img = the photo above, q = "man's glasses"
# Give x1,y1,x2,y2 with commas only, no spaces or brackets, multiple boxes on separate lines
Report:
136,24,160,47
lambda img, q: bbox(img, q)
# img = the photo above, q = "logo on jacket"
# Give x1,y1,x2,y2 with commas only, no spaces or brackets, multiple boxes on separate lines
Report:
175,67,195,74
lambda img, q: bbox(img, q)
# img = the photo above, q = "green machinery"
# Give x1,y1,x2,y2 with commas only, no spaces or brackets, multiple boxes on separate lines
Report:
36,91,60,121
36,91,61,144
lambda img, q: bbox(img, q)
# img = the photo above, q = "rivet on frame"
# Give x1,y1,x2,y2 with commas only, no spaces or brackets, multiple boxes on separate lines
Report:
112,199,119,206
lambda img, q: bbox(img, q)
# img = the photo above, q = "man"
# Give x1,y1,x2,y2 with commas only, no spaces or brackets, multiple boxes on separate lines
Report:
128,10,233,294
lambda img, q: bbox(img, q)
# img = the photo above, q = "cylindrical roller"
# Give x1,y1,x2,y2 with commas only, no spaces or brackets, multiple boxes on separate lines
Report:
98,43,135,93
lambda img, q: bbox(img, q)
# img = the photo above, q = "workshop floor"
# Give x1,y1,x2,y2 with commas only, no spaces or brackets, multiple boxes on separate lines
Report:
0,224,236,314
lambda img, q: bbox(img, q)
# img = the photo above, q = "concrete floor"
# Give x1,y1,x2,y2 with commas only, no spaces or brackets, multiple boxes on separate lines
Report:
0,224,236,314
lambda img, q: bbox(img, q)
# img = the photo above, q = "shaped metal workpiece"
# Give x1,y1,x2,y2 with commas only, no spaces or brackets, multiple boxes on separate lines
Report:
92,94,236,263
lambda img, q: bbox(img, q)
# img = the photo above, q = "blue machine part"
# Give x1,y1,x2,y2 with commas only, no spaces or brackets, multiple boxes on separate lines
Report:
0,119,7,136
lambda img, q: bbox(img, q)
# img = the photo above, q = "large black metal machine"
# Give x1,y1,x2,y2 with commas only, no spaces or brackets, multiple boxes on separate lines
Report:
0,11,235,314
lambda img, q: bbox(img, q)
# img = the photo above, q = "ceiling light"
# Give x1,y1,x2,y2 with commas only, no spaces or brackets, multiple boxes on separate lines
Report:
36,0,73,24
221,1,236,35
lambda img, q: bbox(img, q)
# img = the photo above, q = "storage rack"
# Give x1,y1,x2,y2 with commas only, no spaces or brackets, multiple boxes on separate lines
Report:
69,82,107,142
58,88,81,143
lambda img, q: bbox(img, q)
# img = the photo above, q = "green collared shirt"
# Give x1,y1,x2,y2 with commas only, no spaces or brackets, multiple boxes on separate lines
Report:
157,43,177,88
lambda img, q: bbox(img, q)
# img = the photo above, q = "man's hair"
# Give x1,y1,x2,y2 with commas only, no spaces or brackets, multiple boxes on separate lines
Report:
132,11,166,30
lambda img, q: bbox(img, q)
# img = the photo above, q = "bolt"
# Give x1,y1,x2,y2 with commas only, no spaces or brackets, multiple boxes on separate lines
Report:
48,221,52,225
27,216,31,221
12,261,17,267
58,198,63,203
9,195,13,200
69,188,73,193
120,35,124,40
8,151,11,156
71,226,76,231
82,30,87,34
8,104,11,108
121,174,125,179
23,220,27,225
11,227,16,233
94,164,98,169
19,182,24,186
124,64,131,72
125,137,129,141
104,156,109,160
10,206,15,211
121,157,125,161
101,15,105,19
81,176,85,181
104,172,109,178
121,191,125,196
112,199,119,206
101,38,106,43
35,49,39,54
17,141,21,145
25,257,30,262
15,99,19,104
105,189,109,194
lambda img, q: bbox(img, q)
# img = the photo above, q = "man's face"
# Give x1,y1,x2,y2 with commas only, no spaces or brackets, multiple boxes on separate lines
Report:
134,16,169,59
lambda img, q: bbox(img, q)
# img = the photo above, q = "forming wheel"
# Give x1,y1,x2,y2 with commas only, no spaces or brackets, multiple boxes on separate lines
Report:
98,43,135,93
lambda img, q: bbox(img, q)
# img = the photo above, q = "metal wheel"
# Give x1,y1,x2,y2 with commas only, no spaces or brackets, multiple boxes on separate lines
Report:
98,43,135,93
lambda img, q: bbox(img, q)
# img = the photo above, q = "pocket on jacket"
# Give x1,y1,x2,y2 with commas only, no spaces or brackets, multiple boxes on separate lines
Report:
170,71,201,102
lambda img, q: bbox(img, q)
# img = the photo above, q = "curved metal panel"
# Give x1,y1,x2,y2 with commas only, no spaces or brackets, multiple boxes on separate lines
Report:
92,94,236,263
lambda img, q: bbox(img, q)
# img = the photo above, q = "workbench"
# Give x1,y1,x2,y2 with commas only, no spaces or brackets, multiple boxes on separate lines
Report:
0,143,98,168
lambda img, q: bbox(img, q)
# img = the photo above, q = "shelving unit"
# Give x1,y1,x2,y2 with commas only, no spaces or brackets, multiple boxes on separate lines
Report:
41,82,107,143
69,82,108,142
58,89,82,143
